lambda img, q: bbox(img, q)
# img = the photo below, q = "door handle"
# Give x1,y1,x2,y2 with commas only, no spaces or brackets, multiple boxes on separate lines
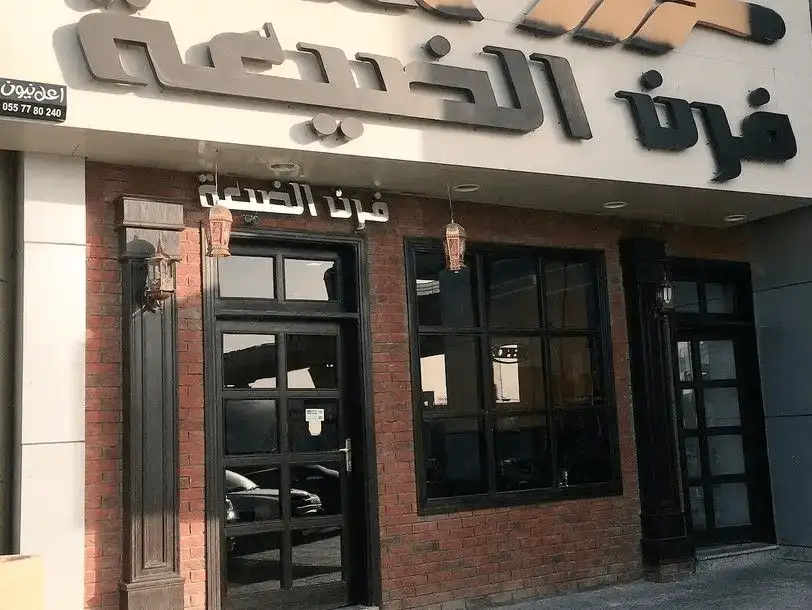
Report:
338,438,352,472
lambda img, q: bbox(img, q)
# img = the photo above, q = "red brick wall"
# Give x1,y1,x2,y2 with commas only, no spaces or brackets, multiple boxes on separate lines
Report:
85,162,747,610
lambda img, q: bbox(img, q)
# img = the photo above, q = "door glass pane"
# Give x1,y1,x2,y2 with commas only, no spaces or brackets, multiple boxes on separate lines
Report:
494,414,552,491
706,283,737,314
423,417,487,498
677,341,693,382
549,337,602,408
414,252,477,327
689,486,707,529
288,399,340,453
219,256,275,299
709,435,746,476
486,258,539,328
292,529,344,588
225,400,278,455
419,336,480,413
674,282,700,312
284,259,337,301
556,410,612,486
684,437,702,479
699,340,737,380
225,467,282,523
704,388,742,427
223,334,278,389
226,530,282,605
713,483,751,527
544,261,598,329
287,335,338,389
491,337,545,410
681,390,698,429
291,462,343,516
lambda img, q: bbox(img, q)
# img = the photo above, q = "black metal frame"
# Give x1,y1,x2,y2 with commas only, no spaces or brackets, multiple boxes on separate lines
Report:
669,257,774,547
405,238,621,515
203,228,382,610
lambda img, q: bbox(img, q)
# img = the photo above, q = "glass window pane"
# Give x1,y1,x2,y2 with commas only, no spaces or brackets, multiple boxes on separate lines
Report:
291,462,343,516
288,400,340,453
423,417,487,498
709,435,746,476
677,341,693,382
223,334,278,389
219,255,275,299
414,252,477,328
549,337,603,408
684,437,702,479
689,486,706,529
674,281,700,312
681,389,698,429
419,336,480,413
704,388,741,427
226,530,282,603
699,340,737,380
225,400,278,455
544,261,598,328
292,529,343,588
284,259,337,301
706,283,737,314
486,258,539,328
556,410,612,486
287,335,338,389
225,467,282,523
491,337,545,410
495,414,552,491
713,483,751,527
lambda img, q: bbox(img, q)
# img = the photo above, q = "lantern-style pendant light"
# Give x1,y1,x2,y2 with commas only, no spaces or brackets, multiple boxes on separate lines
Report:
443,183,467,272
146,239,175,306
443,221,467,272
207,203,233,258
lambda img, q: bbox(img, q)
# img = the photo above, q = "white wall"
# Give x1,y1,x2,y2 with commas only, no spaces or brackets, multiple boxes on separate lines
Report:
14,153,86,610
1,0,811,198
0,151,15,555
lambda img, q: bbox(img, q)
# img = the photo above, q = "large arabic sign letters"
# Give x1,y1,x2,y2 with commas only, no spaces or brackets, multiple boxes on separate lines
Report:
76,13,593,136
617,80,797,182
364,0,785,53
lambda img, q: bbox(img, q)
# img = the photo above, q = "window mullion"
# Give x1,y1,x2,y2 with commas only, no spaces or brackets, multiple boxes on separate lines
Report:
480,334,497,497
539,258,560,490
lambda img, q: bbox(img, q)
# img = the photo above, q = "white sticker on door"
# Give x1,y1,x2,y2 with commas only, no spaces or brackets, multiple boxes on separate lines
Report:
305,408,325,436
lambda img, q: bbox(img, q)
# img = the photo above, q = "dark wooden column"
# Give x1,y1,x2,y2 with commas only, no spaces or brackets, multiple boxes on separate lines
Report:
118,198,185,610
620,239,694,572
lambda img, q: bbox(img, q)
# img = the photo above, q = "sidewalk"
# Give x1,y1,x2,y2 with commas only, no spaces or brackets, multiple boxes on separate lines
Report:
503,558,812,610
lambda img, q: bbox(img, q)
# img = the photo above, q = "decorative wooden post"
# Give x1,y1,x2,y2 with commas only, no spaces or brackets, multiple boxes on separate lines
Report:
118,198,185,609
620,239,694,578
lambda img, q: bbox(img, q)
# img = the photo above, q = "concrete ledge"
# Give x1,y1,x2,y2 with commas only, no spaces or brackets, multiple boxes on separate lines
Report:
779,545,812,563
695,543,779,574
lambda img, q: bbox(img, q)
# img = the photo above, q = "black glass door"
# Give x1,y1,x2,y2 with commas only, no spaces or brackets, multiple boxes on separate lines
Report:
218,320,352,610
674,330,772,546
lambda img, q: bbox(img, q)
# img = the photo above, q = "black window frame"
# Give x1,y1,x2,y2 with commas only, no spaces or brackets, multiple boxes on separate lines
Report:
405,238,622,514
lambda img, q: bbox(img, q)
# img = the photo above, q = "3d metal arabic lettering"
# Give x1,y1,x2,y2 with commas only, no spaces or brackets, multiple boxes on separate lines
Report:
77,13,554,133
617,88,797,182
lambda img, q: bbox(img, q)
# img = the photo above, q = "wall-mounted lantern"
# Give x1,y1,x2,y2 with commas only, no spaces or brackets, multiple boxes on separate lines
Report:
443,221,467,272
656,278,675,313
207,203,233,258
146,240,175,307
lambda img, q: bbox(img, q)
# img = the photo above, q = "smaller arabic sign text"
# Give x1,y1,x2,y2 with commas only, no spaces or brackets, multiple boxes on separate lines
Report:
0,78,67,123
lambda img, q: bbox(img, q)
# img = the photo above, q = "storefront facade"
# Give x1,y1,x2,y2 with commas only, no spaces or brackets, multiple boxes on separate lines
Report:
2,1,812,610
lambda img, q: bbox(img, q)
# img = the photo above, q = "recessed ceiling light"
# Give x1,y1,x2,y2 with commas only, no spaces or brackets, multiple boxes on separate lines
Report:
603,201,628,209
269,162,300,174
724,214,748,223
453,184,481,194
